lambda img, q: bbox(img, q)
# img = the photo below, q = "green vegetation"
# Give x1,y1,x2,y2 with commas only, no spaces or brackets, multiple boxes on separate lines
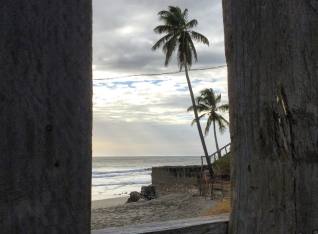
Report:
151,6,214,178
212,152,230,175
188,88,229,160
151,6,209,70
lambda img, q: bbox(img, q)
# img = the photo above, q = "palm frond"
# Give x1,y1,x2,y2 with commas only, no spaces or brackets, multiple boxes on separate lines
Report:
196,103,210,112
215,113,230,125
196,96,211,108
177,32,196,69
216,117,227,134
163,36,178,66
187,105,194,112
186,19,198,30
168,6,183,19
213,112,229,133
199,88,212,97
205,115,213,136
217,114,229,125
217,104,229,112
195,96,204,105
202,88,215,95
158,10,180,26
187,103,209,113
182,8,188,21
166,6,185,25
200,88,216,107
151,33,174,51
190,113,206,126
187,37,198,62
215,93,221,105
190,31,209,46
177,41,185,71
157,10,170,17
153,25,174,35
185,39,193,68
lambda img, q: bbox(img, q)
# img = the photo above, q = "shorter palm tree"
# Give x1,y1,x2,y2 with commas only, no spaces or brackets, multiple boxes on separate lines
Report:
187,88,229,160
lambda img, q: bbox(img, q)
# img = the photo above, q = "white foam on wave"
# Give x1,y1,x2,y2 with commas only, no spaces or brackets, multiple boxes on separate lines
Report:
91,167,152,198
92,168,151,178
92,180,151,187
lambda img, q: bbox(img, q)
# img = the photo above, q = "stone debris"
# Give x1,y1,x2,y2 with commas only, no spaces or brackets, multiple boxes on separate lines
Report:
140,185,157,200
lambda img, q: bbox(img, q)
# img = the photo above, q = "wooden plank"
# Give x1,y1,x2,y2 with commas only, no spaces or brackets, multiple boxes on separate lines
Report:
92,214,229,234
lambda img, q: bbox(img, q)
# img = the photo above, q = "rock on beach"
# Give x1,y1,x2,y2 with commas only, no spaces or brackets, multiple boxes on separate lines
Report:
126,191,141,203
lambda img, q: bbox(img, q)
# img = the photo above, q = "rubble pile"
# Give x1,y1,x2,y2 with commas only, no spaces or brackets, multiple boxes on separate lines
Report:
140,185,157,200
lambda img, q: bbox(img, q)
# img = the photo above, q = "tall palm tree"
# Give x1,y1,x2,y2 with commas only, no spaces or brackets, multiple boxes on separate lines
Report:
151,6,214,178
187,88,229,160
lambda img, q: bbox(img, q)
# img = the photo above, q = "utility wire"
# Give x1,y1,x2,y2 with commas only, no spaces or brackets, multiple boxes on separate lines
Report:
93,65,227,81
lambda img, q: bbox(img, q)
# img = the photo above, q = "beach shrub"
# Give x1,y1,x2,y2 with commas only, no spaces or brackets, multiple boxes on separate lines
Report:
212,152,230,175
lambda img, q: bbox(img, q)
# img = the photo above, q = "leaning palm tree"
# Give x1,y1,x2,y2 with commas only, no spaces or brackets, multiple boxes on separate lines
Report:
151,6,214,178
187,88,229,160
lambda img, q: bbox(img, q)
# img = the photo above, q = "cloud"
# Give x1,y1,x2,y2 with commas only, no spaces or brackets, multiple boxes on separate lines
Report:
93,121,230,156
92,0,229,156
93,0,225,74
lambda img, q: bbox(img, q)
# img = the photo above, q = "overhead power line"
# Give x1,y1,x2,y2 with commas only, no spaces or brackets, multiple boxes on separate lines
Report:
92,65,227,81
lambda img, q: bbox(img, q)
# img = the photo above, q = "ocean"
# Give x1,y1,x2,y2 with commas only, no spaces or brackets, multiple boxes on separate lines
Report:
92,156,203,200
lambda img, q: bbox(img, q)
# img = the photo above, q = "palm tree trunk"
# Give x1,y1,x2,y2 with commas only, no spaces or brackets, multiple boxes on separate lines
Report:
213,119,221,160
183,52,214,179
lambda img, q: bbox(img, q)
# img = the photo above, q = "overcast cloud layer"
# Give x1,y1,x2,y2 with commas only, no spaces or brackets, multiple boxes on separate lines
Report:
92,0,230,156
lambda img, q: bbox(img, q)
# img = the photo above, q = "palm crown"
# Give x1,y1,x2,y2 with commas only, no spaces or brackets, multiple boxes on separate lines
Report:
187,88,229,159
187,88,229,136
151,6,209,70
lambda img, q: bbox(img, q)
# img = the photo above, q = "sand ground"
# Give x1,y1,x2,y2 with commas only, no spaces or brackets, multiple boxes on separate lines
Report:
91,192,222,230
91,196,129,209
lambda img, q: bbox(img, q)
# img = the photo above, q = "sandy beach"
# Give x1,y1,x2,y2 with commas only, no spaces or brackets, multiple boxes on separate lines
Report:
91,196,130,209
91,192,222,230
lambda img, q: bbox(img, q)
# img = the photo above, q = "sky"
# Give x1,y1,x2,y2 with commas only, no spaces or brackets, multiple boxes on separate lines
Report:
92,0,229,156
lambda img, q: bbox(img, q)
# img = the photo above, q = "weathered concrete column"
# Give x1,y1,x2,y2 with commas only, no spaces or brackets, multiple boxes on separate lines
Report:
0,1,92,233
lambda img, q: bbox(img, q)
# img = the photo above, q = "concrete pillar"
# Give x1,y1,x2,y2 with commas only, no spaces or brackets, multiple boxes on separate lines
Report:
0,1,92,233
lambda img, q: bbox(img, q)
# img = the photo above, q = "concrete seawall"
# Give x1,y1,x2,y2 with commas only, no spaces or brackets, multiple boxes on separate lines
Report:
152,166,207,196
